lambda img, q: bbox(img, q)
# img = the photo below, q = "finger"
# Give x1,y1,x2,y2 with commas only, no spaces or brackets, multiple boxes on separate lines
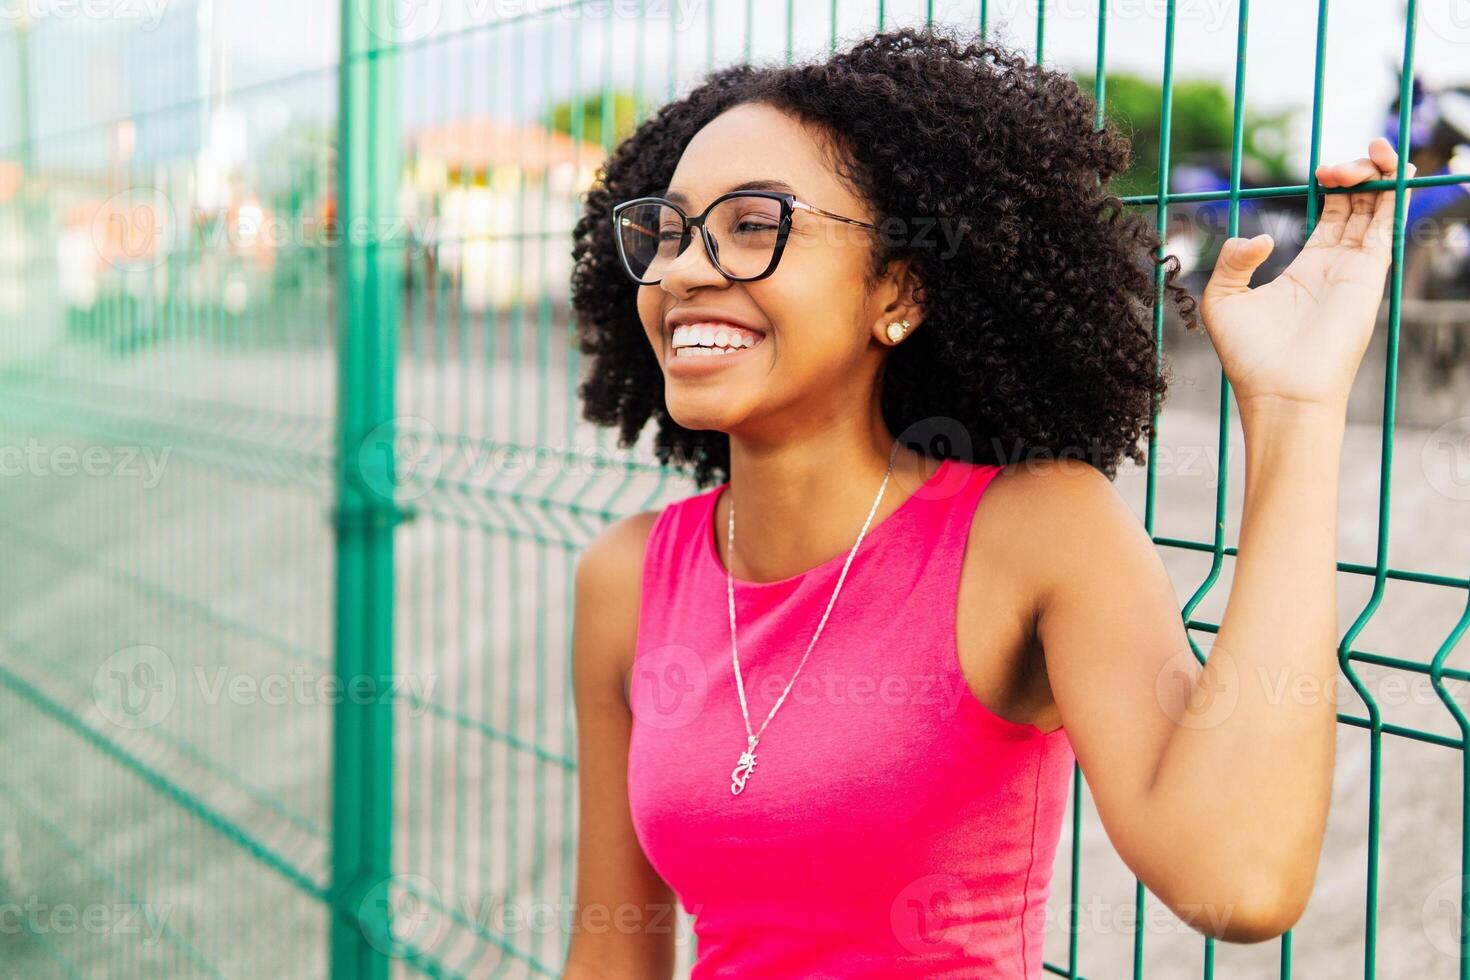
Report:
1315,155,1378,188
1353,137,1411,252
1204,233,1274,299
1310,161,1365,246
1312,139,1403,248
1367,135,1402,176
1364,160,1416,258
1340,174,1382,248
1305,179,1350,248
1315,137,1402,188
1303,193,1346,249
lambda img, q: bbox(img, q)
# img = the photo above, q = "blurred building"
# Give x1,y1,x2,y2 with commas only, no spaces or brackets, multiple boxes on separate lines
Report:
404,115,605,313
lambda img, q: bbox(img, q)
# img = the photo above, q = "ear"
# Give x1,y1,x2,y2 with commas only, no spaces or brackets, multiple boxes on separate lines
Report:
870,256,926,347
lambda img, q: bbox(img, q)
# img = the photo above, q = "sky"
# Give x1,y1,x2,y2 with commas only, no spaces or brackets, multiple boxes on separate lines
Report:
6,0,1467,179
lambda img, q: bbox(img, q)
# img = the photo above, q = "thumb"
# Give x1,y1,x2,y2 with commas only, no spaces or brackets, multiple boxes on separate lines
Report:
1206,234,1274,296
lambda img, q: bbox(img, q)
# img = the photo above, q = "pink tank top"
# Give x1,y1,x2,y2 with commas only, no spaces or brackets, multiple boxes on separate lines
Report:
626,455,1075,978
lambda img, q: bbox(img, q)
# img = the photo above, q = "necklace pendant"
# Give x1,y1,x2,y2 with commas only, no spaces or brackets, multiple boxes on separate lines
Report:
730,735,759,795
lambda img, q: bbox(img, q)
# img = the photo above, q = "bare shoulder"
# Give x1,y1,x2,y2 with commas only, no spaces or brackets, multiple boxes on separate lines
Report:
972,456,1142,581
981,453,1124,505
959,456,1146,654
578,508,662,586
575,509,663,702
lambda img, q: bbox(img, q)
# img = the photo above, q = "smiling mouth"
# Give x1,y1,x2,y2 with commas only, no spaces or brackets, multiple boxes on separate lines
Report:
670,322,767,358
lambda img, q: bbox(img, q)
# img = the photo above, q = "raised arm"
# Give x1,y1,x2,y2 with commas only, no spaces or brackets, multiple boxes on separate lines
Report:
1009,433,1338,944
1011,137,1414,944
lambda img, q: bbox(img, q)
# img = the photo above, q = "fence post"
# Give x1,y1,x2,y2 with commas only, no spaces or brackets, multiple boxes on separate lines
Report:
14,12,33,176
330,0,402,976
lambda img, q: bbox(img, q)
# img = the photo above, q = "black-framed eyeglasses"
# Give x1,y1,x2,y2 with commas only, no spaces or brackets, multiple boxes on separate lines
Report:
610,190,879,285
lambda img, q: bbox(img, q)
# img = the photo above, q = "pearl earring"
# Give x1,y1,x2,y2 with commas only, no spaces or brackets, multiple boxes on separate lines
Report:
885,319,910,343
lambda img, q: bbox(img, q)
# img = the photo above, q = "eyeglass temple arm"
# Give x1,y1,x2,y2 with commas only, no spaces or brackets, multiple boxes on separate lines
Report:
791,199,879,229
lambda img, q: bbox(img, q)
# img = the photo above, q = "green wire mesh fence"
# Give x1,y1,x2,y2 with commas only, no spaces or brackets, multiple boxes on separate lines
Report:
0,1,1467,977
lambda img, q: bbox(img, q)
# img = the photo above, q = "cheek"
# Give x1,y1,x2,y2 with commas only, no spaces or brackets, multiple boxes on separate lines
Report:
761,260,869,353
636,289,662,349
784,238,869,302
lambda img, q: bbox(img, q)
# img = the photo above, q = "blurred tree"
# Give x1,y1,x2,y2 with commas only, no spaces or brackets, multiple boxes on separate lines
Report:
547,90,641,151
1074,72,1296,198
256,117,335,226
546,76,1299,204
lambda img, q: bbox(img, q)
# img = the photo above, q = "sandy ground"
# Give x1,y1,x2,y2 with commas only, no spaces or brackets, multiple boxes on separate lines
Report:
0,334,1466,978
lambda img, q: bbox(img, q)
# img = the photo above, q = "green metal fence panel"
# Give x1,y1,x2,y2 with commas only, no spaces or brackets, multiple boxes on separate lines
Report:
0,0,342,976
0,1,1467,978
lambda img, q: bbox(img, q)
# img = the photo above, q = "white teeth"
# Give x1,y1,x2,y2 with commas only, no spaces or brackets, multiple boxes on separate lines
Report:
670,321,764,356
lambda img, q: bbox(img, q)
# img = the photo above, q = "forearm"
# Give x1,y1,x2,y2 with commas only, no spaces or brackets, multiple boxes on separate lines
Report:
1144,397,1345,929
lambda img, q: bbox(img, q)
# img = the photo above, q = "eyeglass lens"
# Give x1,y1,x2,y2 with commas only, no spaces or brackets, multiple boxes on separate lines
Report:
616,195,783,281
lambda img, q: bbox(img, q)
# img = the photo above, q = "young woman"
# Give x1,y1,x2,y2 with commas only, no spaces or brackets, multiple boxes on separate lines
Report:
562,25,1412,979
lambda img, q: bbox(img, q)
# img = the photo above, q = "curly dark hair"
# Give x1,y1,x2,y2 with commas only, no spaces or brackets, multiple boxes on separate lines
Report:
570,22,1199,489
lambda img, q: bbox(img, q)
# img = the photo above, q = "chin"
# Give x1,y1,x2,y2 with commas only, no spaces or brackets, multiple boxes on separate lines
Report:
664,391,745,432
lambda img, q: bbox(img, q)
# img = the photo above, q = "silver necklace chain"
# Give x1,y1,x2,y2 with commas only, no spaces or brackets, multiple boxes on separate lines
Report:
726,442,903,796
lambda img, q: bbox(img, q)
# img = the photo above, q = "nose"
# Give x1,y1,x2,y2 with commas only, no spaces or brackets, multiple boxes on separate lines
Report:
658,227,728,296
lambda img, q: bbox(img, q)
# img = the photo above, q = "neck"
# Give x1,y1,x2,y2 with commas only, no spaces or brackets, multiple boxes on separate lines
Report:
716,423,938,584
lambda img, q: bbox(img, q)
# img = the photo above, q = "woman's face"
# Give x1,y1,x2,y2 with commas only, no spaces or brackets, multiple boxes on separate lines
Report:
635,101,910,438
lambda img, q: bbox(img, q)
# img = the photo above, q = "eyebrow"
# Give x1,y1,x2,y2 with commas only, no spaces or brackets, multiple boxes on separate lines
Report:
663,179,798,209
